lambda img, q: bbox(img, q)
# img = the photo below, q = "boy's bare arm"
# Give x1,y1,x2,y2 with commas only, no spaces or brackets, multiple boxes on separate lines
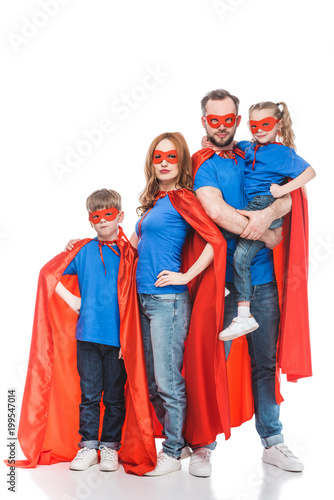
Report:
55,282,81,314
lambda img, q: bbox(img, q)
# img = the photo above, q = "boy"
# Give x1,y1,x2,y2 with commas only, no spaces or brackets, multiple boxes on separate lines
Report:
55,189,127,471
14,189,156,475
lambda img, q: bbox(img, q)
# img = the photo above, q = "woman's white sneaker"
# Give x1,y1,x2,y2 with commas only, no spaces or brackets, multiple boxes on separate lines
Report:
69,447,98,470
218,315,259,341
99,445,119,472
262,443,304,472
189,448,212,477
144,451,181,476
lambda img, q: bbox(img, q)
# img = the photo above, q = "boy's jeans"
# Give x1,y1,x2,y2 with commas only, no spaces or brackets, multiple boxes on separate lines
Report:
222,195,283,302
76,340,127,450
138,292,192,459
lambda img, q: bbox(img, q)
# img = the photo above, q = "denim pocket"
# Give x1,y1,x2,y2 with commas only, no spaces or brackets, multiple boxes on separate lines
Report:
182,299,192,331
150,294,176,302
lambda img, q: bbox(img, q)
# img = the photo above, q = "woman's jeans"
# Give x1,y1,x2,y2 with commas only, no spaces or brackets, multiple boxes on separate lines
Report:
138,291,192,458
76,340,127,450
222,195,283,302
224,281,284,446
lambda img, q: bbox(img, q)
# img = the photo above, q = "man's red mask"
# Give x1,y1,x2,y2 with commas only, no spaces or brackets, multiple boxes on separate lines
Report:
205,114,236,129
249,117,280,133
152,150,178,164
89,207,119,224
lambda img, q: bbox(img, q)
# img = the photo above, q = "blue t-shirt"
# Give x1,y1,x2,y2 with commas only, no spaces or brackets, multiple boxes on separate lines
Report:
135,195,191,294
194,153,275,285
63,239,121,347
237,141,310,201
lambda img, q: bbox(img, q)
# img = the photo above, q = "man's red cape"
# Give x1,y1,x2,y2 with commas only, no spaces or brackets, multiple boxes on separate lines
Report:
184,149,312,447
11,232,156,475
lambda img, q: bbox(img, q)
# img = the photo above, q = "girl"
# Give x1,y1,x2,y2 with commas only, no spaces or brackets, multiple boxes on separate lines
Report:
130,132,226,476
216,101,316,341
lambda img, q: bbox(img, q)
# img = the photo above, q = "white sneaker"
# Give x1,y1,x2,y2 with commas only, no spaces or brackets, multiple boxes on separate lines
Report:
144,450,181,476
69,447,98,471
189,448,212,477
99,445,119,472
262,443,304,472
218,315,259,341
180,445,192,460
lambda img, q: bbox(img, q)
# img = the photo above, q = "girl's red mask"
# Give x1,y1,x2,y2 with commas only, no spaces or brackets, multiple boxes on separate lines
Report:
152,150,178,164
205,114,236,128
89,207,119,224
249,117,280,133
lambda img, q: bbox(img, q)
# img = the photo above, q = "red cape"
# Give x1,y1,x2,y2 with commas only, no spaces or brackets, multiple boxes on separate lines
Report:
12,233,156,475
188,149,312,444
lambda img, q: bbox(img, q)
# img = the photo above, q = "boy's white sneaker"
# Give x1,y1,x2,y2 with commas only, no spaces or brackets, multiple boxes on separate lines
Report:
218,315,259,341
144,451,181,476
189,448,212,477
180,445,192,460
69,447,98,470
99,445,119,472
262,443,304,472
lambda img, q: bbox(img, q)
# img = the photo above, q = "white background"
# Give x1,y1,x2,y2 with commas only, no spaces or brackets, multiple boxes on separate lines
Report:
1,1,333,499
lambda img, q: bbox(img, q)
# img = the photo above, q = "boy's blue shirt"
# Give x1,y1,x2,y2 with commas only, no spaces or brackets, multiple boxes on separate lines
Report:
63,238,121,346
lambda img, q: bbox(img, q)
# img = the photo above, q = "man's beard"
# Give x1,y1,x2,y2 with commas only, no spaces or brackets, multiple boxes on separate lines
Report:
207,130,234,148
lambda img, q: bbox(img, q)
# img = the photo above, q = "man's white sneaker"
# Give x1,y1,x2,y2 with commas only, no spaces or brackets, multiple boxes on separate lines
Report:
262,443,304,472
180,445,192,460
189,448,212,477
69,447,98,471
144,451,181,476
99,445,119,472
218,315,259,341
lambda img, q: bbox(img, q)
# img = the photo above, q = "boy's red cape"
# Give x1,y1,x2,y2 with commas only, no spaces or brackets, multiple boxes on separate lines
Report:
12,231,157,475
183,149,312,447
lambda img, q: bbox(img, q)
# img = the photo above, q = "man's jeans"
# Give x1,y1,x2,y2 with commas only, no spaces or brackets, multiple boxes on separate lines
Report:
76,340,127,450
224,281,284,447
222,195,283,302
138,292,192,458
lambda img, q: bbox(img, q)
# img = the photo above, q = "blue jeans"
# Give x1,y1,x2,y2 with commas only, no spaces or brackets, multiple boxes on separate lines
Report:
76,340,127,450
224,281,283,447
222,195,283,302
138,292,192,458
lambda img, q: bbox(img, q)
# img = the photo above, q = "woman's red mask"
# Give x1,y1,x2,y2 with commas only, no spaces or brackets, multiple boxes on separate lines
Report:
249,117,280,133
89,207,119,224
205,114,236,128
152,150,178,164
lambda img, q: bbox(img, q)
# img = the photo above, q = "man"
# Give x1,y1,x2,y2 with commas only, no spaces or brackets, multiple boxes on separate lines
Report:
188,89,307,477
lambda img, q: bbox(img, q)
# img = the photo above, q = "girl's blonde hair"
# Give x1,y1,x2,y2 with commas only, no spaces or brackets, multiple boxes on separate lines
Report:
249,101,296,150
137,132,193,216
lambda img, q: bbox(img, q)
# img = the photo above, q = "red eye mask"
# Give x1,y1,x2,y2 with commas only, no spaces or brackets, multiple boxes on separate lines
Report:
205,114,236,128
249,117,280,133
89,207,119,224
152,150,178,164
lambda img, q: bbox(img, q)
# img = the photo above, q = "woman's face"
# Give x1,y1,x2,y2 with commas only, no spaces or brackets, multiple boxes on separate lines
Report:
152,139,179,189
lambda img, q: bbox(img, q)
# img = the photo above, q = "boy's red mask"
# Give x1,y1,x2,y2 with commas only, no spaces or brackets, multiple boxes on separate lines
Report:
249,117,280,133
152,150,178,164
205,114,236,128
89,207,119,224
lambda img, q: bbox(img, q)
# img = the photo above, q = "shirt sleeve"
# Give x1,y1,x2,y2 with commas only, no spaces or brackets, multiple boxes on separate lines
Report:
62,255,78,275
236,140,252,152
279,148,311,179
194,160,220,191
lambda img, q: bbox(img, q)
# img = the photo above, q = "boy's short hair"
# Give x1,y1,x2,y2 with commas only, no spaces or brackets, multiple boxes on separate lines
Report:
86,189,122,212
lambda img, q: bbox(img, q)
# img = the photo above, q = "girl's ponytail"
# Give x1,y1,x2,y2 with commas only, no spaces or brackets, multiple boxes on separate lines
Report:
277,102,296,149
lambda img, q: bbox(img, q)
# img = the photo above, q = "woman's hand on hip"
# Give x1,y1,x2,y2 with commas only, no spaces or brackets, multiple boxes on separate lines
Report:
155,270,188,287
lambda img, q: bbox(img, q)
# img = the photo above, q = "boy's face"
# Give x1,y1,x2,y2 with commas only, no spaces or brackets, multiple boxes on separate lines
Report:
89,207,124,241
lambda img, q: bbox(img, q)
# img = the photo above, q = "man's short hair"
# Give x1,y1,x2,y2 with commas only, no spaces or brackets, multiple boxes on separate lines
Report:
86,189,122,213
201,89,240,115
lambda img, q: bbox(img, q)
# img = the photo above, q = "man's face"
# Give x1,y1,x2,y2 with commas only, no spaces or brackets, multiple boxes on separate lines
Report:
201,98,240,148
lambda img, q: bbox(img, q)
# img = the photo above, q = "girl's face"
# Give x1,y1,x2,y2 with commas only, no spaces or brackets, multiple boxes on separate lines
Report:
249,109,281,144
152,138,179,189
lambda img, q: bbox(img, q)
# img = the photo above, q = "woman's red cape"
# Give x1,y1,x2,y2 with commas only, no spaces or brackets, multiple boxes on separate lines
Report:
11,232,157,475
182,149,313,448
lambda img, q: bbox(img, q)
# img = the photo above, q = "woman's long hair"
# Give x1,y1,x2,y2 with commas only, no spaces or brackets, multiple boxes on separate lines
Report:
249,101,296,150
137,132,193,216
